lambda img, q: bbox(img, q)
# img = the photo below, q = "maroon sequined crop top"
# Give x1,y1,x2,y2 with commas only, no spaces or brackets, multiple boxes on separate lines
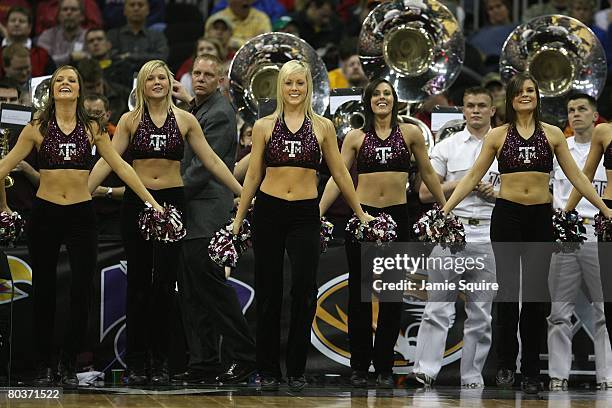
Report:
38,118,93,170
604,141,612,170
264,116,321,170
356,126,411,174
498,125,553,174
129,108,184,161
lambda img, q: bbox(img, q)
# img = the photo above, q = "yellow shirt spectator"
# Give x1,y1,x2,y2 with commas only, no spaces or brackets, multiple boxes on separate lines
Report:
207,7,272,49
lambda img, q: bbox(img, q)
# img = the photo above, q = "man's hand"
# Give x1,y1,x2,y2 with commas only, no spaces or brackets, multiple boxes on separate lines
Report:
172,79,193,104
475,181,495,201
224,266,231,278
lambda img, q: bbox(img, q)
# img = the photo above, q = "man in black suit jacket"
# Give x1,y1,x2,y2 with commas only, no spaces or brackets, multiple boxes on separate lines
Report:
172,54,255,384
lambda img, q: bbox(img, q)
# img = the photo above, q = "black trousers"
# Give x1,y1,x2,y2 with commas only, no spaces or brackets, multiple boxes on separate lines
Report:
121,187,185,370
346,203,409,374
27,197,98,367
252,191,320,378
490,198,553,378
178,237,255,373
600,199,612,348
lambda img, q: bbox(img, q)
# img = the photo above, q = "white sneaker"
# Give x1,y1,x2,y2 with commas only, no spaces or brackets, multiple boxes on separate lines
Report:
597,380,612,390
549,377,568,391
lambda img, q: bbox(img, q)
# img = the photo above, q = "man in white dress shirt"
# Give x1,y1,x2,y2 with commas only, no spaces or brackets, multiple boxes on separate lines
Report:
412,87,499,388
547,93,612,390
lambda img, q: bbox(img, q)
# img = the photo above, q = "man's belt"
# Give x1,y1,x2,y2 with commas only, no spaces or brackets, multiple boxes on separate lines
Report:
457,217,491,226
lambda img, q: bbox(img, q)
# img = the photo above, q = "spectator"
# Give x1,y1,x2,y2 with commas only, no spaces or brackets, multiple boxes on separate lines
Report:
1,7,55,77
84,93,125,239
523,0,568,23
36,0,88,66
291,0,344,50
207,0,272,50
481,72,506,127
594,1,611,32
106,0,169,76
236,121,253,161
176,37,225,96
468,0,516,73
0,77,39,229
77,58,130,125
204,15,234,59
569,0,611,69
34,0,102,36
0,0,30,27
272,15,300,36
328,38,368,89
2,43,31,104
100,0,165,31
211,0,287,24
84,27,133,86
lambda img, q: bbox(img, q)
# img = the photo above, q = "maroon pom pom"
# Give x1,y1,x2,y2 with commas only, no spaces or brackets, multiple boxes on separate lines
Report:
346,213,397,245
138,203,186,242
595,213,612,242
320,217,334,253
413,204,466,251
552,209,586,251
208,218,252,267
0,211,25,246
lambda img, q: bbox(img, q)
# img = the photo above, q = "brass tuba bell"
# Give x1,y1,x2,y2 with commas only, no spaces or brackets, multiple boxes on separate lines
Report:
500,15,608,125
0,128,14,188
228,32,330,124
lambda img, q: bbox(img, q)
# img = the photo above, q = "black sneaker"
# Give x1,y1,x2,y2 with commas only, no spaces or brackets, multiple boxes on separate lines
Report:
349,370,368,388
171,369,210,384
150,368,169,386
521,377,541,394
288,375,307,392
414,372,434,387
216,362,256,384
127,369,148,386
495,368,515,388
260,376,280,391
34,367,55,387
376,373,394,389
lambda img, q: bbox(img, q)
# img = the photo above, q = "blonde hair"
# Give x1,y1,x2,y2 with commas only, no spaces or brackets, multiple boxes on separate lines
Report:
272,60,327,135
132,60,177,123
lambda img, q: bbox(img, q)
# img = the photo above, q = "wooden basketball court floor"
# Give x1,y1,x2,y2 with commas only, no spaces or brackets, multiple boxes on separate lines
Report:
1,386,611,407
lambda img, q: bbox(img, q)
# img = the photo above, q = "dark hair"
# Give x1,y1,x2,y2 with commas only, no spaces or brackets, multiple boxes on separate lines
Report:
7,6,32,25
566,92,597,110
2,43,29,67
84,93,110,111
85,27,106,40
504,72,542,127
77,58,103,83
36,65,102,138
362,78,399,132
463,86,493,103
0,77,22,98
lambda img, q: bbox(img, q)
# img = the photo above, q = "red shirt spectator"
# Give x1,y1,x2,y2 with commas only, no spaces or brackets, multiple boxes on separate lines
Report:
0,0,30,25
34,0,102,36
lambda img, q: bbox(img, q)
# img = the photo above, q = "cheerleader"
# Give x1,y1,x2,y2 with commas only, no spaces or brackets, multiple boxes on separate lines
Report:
319,78,445,388
231,60,373,391
441,73,612,394
88,60,242,385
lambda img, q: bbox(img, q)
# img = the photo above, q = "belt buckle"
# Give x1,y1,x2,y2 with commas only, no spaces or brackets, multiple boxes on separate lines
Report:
468,218,480,226
583,218,591,225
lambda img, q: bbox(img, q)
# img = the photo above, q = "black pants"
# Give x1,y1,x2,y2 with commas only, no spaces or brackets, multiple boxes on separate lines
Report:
178,237,255,373
600,199,612,348
121,187,185,370
346,203,410,374
27,197,98,367
490,198,553,378
252,191,320,378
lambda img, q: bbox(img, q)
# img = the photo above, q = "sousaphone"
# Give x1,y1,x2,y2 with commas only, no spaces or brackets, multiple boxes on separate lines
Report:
229,33,330,125
500,15,607,125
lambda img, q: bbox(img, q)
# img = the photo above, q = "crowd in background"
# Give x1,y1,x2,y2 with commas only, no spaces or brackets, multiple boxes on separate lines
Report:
0,0,610,234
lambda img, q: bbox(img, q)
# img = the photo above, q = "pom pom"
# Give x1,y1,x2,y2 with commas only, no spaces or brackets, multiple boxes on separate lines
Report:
552,209,586,252
346,213,397,245
413,204,466,252
320,217,334,253
208,218,252,267
0,211,25,246
595,213,612,242
138,203,187,243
